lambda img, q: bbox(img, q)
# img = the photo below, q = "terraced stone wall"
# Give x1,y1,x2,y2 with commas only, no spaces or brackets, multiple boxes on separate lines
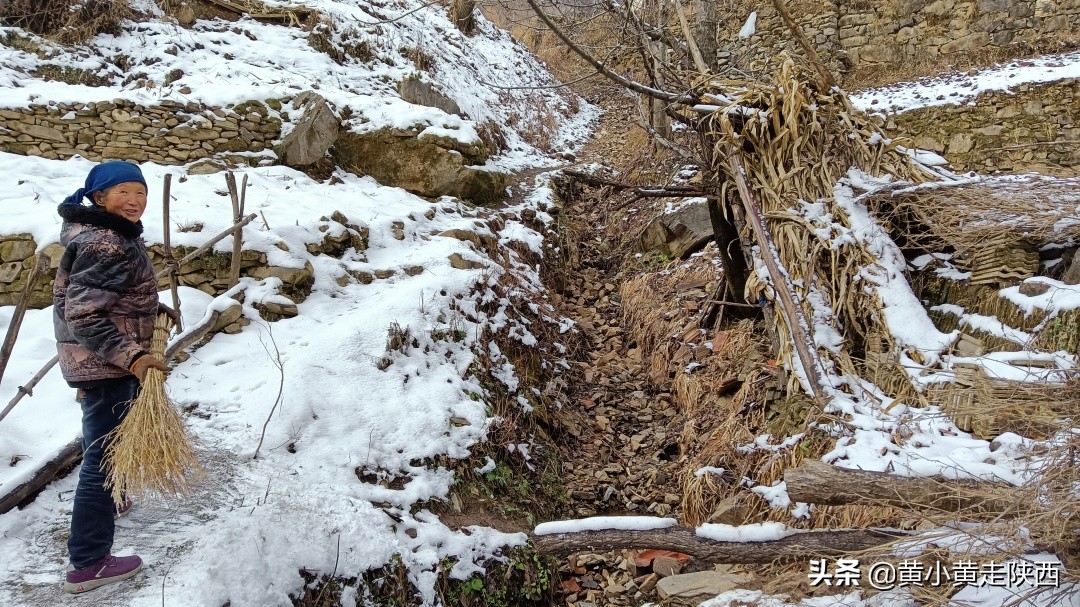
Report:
885,78,1080,175
0,98,282,166
717,0,1080,82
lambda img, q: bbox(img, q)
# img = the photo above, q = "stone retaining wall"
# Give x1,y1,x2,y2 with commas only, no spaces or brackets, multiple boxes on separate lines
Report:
0,98,282,165
0,211,367,310
718,0,1080,80
885,78,1080,175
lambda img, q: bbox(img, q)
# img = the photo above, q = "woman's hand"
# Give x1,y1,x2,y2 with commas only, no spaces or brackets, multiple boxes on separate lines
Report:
131,355,170,383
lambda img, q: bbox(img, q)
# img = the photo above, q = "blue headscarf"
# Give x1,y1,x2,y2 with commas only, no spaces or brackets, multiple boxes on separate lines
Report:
62,161,147,206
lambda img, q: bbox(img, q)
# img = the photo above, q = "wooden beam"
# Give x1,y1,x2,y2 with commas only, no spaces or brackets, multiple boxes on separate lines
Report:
0,438,81,514
784,460,1025,515
532,526,910,563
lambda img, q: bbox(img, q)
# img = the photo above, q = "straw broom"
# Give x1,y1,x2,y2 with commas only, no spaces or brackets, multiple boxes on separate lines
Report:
103,313,202,508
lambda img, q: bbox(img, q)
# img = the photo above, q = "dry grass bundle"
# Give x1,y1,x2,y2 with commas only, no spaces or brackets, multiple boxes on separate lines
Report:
0,0,133,44
933,375,1080,440
103,313,202,508
874,175,1080,258
699,57,945,405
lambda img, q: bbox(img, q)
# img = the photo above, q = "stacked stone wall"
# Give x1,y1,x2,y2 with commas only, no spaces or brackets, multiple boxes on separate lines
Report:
0,98,283,165
0,207,368,310
718,0,1080,80
886,79,1080,175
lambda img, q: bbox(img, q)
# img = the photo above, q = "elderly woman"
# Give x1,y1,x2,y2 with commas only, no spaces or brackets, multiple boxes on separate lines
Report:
53,161,178,593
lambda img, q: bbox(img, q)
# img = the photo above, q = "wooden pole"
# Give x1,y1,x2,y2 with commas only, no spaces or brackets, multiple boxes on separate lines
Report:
0,355,58,424
0,254,50,388
721,126,828,402
225,172,244,290
162,173,182,332
784,460,1025,515
770,0,840,91
163,213,258,276
532,526,910,563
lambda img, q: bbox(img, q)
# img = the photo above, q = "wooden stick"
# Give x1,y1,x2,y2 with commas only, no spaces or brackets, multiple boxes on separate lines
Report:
0,437,81,515
532,525,910,563
770,0,839,91
706,299,761,308
0,355,58,424
674,0,709,74
0,254,50,388
164,285,249,361
784,460,1025,515
225,172,243,290
721,125,828,403
159,213,258,278
162,173,182,332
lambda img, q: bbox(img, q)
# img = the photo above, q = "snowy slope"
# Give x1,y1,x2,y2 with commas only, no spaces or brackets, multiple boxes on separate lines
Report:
0,1,593,604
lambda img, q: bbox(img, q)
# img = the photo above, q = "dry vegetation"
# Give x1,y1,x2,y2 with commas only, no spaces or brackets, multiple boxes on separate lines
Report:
0,0,134,44
103,314,203,507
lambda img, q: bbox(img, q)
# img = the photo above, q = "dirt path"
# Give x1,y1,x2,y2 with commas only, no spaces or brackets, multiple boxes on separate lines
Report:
536,96,709,605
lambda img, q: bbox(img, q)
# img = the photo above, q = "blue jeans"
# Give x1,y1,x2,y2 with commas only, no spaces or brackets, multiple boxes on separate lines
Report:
69,377,138,569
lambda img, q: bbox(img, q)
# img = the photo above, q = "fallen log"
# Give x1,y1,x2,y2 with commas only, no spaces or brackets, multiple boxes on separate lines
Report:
0,438,81,515
784,460,1024,514
532,526,910,563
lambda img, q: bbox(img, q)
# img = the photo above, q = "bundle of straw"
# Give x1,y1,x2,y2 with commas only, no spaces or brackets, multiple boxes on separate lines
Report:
103,313,202,508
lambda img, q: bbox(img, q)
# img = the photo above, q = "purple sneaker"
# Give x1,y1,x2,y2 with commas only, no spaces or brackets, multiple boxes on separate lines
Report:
63,554,143,594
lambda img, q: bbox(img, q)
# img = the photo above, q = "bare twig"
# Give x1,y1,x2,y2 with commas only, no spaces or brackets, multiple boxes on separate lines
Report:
0,355,58,424
253,323,286,459
522,0,695,104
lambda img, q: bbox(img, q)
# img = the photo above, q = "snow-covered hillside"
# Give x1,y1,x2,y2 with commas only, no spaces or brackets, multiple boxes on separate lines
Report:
0,1,595,604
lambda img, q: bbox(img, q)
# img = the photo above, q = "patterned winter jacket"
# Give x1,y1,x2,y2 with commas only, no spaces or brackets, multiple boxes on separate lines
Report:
53,204,158,386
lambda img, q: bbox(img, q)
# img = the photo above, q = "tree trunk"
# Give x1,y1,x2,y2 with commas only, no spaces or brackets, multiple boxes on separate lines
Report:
784,460,1025,514
706,195,750,309
532,526,909,563
693,0,717,70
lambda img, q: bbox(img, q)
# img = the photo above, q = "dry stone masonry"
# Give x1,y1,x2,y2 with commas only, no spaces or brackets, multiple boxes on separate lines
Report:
885,78,1080,174
0,98,282,166
0,210,369,310
719,0,1080,78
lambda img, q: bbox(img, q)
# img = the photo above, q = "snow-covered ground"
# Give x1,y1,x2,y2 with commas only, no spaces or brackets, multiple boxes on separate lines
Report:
851,49,1080,115
0,1,593,604
2,3,1080,605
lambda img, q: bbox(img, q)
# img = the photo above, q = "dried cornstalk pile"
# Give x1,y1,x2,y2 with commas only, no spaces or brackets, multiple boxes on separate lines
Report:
103,313,202,507
699,59,939,400
875,175,1080,256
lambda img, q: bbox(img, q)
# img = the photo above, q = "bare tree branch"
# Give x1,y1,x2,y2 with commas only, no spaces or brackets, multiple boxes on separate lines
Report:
523,0,695,104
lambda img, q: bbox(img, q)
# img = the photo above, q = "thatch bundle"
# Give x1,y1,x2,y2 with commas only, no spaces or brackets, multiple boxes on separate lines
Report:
874,175,1080,258
103,313,202,508
698,58,940,401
